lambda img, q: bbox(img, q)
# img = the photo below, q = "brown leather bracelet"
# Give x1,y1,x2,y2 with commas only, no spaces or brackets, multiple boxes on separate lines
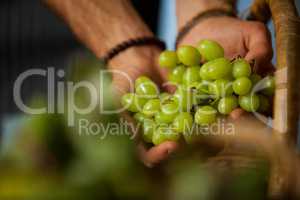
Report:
175,9,236,49
101,37,166,64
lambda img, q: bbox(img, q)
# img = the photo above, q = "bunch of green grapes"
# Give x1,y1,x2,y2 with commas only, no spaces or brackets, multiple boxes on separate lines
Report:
122,40,275,146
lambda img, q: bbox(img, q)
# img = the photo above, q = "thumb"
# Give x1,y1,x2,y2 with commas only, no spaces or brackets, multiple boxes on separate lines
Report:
244,22,273,74
138,141,179,168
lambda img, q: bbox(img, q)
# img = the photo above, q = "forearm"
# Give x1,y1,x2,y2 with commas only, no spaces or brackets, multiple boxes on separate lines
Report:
176,0,236,29
44,0,153,58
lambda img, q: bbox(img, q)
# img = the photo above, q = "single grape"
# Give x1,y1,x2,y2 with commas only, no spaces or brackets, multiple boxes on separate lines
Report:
168,65,186,84
135,76,151,88
142,119,156,143
208,79,233,98
199,65,210,80
261,76,275,96
155,112,171,124
218,96,238,114
197,81,210,93
161,102,179,114
152,125,180,145
232,58,252,78
177,45,201,66
182,65,201,86
121,93,147,112
159,50,178,68
173,112,193,133
195,106,217,125
173,86,193,111
233,77,252,95
159,92,172,103
258,95,270,113
136,80,159,98
186,81,201,90
197,39,224,61
155,102,179,124
250,74,262,86
239,94,260,112
134,112,149,123
200,58,232,80
142,99,161,117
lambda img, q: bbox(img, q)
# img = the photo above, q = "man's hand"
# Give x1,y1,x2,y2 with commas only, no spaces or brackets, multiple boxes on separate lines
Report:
176,0,274,140
45,0,178,167
178,16,274,75
111,46,179,168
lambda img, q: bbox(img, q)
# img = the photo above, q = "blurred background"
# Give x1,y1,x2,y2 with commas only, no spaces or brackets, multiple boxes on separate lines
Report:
0,0,299,199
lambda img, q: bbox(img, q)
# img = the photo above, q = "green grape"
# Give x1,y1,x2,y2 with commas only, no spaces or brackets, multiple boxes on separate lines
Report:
161,102,179,114
155,112,171,124
199,65,210,80
143,119,156,143
155,101,179,124
186,81,200,90
232,58,251,78
168,65,186,84
121,93,147,112
159,50,178,68
136,80,159,98
208,79,233,98
195,106,217,125
152,125,180,145
182,65,201,86
134,112,149,123
160,102,179,122
261,76,275,96
135,76,151,88
159,92,172,103
250,74,262,86
197,81,210,93
239,94,260,112
218,96,238,114
200,58,232,80
258,95,270,113
142,99,161,117
173,86,193,111
197,39,224,61
173,112,193,133
233,77,252,95
177,45,201,66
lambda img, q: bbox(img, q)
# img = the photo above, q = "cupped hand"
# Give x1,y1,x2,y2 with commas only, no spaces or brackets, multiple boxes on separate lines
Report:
109,46,179,168
178,16,274,75
178,16,274,119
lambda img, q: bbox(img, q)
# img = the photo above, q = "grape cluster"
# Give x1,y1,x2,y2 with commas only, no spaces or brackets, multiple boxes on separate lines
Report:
121,40,275,145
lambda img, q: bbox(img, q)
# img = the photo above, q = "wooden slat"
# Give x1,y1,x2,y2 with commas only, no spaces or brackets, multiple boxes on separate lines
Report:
269,0,300,145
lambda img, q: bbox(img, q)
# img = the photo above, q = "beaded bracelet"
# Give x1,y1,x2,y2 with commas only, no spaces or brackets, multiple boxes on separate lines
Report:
175,9,236,48
101,37,166,64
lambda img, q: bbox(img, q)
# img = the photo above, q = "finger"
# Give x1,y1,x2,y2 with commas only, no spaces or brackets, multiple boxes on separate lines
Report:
121,112,180,167
138,141,179,168
229,108,246,120
244,22,273,72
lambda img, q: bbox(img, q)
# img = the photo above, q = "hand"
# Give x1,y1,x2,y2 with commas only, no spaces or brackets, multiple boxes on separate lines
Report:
178,16,274,75
110,46,179,168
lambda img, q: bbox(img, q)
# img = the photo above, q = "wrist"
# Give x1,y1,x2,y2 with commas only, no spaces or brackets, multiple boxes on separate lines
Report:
177,0,236,30
177,16,237,46
109,46,161,69
176,9,236,48
45,0,153,59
